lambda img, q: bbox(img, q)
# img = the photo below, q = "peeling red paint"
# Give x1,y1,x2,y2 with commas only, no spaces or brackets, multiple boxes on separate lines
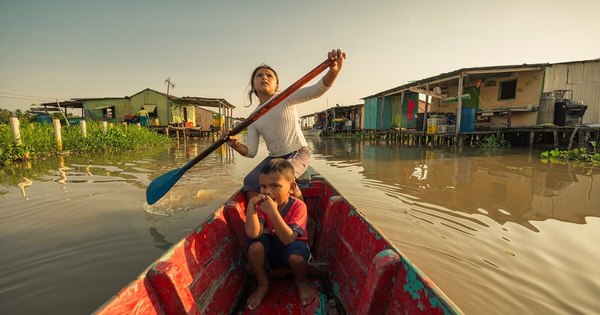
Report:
95,170,461,315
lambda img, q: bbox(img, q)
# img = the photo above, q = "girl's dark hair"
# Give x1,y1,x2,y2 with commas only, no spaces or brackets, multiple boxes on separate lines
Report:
246,64,279,107
260,158,295,182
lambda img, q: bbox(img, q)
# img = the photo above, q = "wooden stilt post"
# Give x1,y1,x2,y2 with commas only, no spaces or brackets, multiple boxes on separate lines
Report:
80,120,87,139
423,84,429,136
454,74,464,144
578,130,586,148
529,131,535,147
10,117,22,146
53,118,62,151
183,125,187,147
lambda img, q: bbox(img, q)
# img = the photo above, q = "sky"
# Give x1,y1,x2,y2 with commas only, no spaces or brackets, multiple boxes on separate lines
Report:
1,0,599,118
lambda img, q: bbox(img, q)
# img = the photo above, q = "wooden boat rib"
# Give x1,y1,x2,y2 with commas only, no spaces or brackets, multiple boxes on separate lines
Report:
95,168,461,314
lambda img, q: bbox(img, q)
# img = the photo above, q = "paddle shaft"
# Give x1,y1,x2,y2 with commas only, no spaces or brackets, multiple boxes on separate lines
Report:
147,58,333,204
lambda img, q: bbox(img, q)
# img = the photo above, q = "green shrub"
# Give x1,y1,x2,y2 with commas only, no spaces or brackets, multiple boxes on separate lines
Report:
1,121,172,165
473,135,510,155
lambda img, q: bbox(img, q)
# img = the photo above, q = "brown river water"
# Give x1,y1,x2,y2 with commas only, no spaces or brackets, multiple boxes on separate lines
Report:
1,137,599,314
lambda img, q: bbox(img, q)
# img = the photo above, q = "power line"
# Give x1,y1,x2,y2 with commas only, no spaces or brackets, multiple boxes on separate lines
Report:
0,92,68,101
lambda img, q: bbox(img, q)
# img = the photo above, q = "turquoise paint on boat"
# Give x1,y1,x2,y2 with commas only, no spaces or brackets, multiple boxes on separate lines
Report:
403,260,425,301
377,249,397,259
425,290,452,315
331,281,340,296
368,226,382,240
314,282,328,315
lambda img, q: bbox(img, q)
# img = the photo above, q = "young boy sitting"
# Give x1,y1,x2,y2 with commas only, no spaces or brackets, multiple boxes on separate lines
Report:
244,158,314,310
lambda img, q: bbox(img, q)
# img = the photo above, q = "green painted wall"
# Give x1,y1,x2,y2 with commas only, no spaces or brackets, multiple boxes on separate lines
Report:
130,90,168,125
364,97,392,130
401,93,419,129
390,95,402,128
462,87,480,109
82,98,129,121
81,89,195,126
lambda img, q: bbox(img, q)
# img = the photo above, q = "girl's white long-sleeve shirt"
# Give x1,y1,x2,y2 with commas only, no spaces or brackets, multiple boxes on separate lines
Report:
245,79,329,158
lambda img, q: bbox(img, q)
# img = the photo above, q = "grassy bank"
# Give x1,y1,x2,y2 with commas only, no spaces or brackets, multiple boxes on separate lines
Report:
1,121,172,165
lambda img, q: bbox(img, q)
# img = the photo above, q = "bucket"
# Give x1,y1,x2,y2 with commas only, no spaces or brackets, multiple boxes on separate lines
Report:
457,108,475,132
153,118,160,126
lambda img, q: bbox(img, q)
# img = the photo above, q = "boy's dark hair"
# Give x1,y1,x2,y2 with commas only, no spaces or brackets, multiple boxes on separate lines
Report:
260,158,295,182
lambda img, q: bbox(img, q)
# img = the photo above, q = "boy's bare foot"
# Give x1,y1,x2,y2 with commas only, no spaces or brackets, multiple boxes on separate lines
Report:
246,284,269,310
296,280,315,306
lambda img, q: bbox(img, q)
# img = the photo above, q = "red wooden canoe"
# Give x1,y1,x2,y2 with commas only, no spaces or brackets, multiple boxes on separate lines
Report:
95,168,462,314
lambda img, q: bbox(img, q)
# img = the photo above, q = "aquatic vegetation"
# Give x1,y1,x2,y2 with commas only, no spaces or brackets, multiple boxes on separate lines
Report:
1,121,172,165
473,135,510,154
540,142,600,166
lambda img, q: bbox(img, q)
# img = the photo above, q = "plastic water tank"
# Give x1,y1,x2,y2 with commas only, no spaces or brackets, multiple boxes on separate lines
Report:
537,94,555,125
457,108,475,132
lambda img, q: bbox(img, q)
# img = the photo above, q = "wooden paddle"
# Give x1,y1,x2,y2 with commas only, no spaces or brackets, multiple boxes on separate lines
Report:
146,58,334,205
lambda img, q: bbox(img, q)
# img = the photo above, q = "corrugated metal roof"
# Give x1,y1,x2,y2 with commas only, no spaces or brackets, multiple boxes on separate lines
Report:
33,88,236,110
363,63,549,99
178,97,235,109
547,58,600,66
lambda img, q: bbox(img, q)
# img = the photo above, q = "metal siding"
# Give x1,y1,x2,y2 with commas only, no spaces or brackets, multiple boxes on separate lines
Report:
544,60,600,124
383,97,393,129
83,99,129,121
131,90,169,125
391,95,402,128
195,107,214,130
364,97,378,130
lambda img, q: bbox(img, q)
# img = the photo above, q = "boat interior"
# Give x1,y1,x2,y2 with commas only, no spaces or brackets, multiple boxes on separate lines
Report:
95,169,459,314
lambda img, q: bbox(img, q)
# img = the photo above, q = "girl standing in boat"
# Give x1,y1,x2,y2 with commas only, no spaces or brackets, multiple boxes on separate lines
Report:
224,49,346,201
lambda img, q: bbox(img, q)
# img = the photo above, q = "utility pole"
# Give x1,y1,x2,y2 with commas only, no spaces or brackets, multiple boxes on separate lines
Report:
164,77,175,96
164,77,176,123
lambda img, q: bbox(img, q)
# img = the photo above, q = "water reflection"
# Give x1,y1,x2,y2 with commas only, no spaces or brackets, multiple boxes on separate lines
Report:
1,137,599,314
17,177,32,197
148,227,174,251
308,138,600,229
56,156,68,184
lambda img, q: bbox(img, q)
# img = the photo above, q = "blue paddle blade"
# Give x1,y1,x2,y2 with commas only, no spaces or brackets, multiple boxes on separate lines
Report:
146,168,185,205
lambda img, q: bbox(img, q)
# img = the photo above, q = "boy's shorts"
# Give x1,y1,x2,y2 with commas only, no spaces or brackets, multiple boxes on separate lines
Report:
251,234,311,271
243,147,310,193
